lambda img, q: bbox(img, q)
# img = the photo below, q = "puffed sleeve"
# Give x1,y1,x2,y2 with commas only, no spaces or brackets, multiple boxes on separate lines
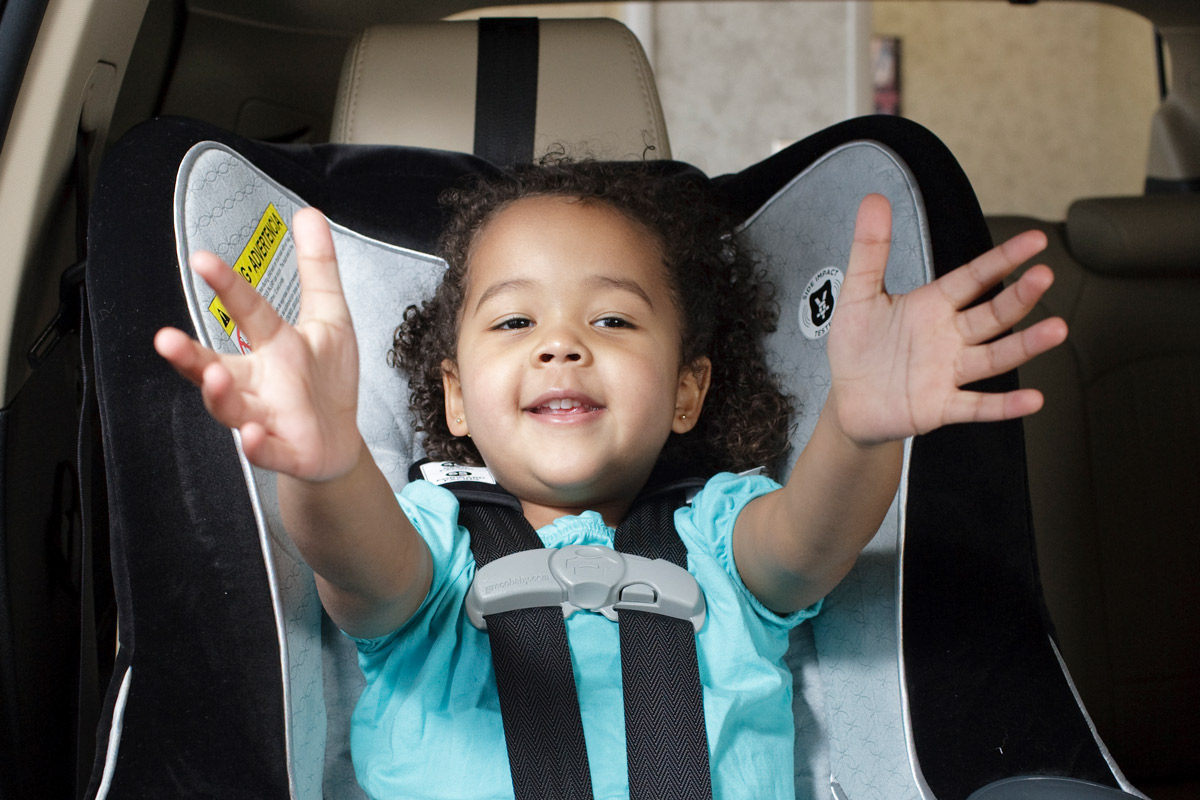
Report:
675,471,822,630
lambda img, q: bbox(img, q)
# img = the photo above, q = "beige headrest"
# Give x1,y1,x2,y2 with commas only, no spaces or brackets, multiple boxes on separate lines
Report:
331,19,670,160
1066,195,1200,276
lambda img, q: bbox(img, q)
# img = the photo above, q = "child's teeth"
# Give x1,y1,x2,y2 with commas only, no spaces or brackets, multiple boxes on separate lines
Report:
545,399,581,410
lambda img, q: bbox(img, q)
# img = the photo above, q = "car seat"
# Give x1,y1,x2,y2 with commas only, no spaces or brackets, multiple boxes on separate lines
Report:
82,18,1147,800
990,196,1200,800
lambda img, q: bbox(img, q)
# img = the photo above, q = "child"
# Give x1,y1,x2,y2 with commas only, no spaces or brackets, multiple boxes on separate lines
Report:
154,160,1066,799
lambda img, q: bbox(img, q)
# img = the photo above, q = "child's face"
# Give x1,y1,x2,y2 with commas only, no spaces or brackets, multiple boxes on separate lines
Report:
442,195,710,520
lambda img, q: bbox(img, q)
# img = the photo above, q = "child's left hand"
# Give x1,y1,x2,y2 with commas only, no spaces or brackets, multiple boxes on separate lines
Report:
826,194,1068,446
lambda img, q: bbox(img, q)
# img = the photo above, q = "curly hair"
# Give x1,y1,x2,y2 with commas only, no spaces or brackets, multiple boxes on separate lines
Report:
391,158,794,478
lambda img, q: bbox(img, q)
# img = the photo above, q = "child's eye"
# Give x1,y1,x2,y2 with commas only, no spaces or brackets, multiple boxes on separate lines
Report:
494,316,532,331
594,316,634,329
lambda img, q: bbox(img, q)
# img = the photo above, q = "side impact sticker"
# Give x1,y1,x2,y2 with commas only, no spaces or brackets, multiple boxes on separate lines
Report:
799,266,843,340
208,202,297,352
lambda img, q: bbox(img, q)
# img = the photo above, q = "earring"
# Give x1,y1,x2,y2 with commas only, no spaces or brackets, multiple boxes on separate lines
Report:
456,417,462,424
680,414,688,421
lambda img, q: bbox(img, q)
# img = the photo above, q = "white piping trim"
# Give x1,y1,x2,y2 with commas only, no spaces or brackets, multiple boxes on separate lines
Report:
1048,637,1149,799
882,139,938,800
93,667,132,800
895,436,937,800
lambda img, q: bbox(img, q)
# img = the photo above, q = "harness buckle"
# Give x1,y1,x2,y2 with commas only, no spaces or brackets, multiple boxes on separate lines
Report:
465,545,706,632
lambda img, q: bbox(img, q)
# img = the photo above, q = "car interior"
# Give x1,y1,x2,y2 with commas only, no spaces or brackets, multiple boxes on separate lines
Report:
1,1,1197,799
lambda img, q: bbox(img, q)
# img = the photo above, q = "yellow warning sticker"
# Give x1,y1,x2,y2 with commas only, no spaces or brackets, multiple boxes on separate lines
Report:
208,203,288,335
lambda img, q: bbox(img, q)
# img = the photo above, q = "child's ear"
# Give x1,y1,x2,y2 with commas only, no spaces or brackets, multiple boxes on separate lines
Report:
442,359,469,437
673,357,712,434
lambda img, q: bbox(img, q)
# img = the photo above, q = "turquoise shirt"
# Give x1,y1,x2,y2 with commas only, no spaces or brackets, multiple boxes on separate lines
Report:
351,472,820,799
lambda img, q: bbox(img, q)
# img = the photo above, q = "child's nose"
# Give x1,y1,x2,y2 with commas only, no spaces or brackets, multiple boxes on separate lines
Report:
538,350,581,363
534,327,591,365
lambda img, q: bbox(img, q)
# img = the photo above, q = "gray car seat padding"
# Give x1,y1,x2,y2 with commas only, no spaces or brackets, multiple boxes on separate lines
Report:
85,115,1136,800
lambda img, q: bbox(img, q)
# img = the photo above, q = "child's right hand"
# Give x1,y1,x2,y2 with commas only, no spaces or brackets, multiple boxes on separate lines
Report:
154,208,362,483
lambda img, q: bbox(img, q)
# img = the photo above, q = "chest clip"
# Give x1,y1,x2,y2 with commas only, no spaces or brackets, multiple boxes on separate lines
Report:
465,545,706,632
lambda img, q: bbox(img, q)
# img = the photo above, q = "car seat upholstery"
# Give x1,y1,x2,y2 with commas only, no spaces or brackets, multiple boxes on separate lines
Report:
81,16,1144,800
330,19,670,161
990,195,1200,800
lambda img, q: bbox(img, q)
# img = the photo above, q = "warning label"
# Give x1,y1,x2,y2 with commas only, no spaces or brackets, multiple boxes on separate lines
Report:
208,203,300,353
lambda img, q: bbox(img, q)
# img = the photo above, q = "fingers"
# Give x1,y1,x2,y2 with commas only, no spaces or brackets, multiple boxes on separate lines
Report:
154,326,218,385
154,326,268,429
937,229,1048,310
190,249,285,348
237,424,296,475
955,262,1055,345
842,194,893,302
957,315,1068,387
186,207,346,348
292,208,351,326
196,357,272,429
943,386,1046,426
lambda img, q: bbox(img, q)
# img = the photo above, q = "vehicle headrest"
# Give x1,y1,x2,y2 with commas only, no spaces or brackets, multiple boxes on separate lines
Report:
1066,194,1200,277
330,18,671,161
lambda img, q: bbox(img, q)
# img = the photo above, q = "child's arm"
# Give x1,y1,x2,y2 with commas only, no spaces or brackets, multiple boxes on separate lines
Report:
734,194,1067,614
154,209,431,639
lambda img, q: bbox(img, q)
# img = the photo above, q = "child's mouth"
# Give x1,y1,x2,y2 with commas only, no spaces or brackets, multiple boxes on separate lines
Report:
530,400,600,419
527,396,603,416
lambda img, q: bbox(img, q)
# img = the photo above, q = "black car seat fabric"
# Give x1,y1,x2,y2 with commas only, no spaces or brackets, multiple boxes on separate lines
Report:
84,114,1143,800
989,195,1200,800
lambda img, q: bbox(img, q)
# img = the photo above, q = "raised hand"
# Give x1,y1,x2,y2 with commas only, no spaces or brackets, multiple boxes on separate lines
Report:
826,194,1068,446
154,208,362,482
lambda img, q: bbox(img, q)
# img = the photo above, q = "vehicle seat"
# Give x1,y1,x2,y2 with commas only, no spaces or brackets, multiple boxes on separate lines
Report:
329,18,670,161
990,195,1200,800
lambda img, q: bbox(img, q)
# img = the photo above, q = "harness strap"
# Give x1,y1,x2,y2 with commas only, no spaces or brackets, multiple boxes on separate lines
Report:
457,502,595,800
615,497,713,800
441,462,713,800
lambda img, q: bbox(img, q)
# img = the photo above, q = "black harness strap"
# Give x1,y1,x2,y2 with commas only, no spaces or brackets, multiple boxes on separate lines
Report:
473,18,539,166
616,495,713,800
457,498,595,800
439,465,713,800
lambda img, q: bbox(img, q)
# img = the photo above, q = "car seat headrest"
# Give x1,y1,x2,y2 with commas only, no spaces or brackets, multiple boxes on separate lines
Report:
330,18,671,161
1066,194,1200,277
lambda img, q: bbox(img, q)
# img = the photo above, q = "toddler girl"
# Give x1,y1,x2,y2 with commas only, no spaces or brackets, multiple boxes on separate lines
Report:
154,160,1065,799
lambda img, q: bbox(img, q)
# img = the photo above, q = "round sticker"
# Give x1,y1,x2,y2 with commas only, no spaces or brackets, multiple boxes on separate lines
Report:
799,267,843,340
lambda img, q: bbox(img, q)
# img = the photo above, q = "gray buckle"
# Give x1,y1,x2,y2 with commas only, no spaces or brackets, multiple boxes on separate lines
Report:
465,545,706,632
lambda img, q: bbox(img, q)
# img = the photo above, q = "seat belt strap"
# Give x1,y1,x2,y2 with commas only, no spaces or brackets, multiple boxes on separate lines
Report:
616,494,713,800
457,502,595,800
473,18,539,166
